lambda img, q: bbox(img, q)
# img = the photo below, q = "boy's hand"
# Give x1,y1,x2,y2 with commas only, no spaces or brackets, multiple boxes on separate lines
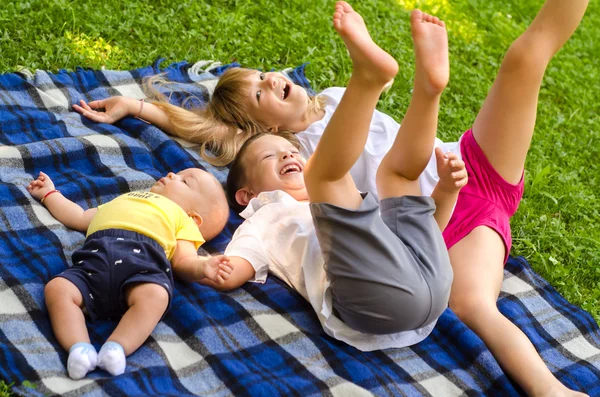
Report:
201,255,234,285
27,171,56,201
435,147,468,193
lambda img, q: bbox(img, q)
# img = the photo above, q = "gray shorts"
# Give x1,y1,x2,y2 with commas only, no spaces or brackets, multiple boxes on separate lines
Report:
310,193,453,335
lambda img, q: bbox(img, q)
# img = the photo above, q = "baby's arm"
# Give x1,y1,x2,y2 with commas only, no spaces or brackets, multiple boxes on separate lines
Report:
430,148,468,231
27,172,97,232
73,97,177,134
171,240,234,285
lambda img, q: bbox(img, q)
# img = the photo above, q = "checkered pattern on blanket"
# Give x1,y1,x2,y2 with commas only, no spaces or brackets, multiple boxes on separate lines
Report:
0,60,599,397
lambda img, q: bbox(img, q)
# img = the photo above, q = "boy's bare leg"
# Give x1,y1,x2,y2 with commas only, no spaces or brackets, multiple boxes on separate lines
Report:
377,10,449,201
304,1,398,209
472,0,589,184
106,283,169,355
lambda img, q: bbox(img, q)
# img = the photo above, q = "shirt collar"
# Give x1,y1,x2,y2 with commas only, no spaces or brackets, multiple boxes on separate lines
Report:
240,190,298,219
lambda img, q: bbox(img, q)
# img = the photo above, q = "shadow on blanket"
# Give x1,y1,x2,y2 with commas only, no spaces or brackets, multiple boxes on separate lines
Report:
0,60,599,397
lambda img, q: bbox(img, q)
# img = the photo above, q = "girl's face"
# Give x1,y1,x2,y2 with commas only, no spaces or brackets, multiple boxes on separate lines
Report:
243,71,310,133
237,135,308,205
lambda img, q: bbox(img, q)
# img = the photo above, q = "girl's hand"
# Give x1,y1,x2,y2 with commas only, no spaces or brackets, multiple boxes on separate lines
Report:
27,171,56,200
201,255,234,285
72,97,137,124
435,147,468,193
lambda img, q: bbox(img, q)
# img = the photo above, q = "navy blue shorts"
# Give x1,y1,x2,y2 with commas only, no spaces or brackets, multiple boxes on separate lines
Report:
54,229,174,322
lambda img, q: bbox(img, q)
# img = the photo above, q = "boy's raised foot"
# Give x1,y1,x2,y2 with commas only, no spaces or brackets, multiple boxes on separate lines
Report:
333,1,399,86
410,9,449,96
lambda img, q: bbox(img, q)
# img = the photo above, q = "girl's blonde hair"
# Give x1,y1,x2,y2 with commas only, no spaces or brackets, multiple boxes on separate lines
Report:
144,67,324,166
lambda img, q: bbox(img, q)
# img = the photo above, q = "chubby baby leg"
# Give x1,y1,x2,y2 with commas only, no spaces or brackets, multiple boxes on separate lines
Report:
45,277,97,379
98,282,169,376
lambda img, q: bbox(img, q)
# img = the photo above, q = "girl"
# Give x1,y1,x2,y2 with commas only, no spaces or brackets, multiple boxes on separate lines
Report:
74,0,590,395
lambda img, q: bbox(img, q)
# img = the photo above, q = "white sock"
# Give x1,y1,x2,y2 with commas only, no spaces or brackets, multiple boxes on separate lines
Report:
67,342,98,380
97,341,126,376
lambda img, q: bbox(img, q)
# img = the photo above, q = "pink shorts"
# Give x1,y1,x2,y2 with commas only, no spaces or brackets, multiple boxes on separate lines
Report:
442,129,524,264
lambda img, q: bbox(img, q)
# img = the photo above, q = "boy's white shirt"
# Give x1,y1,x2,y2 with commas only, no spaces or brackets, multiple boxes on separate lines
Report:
225,190,437,351
296,87,462,199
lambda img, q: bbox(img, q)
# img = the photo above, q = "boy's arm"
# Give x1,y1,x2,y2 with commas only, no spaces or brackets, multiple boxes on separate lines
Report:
430,187,459,232
198,221,263,291
27,171,97,232
171,239,235,285
197,256,256,291
431,148,468,232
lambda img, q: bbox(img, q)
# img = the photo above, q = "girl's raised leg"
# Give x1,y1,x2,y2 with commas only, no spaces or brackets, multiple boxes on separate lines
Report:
449,228,588,397
472,0,589,185
304,1,398,209
450,2,590,395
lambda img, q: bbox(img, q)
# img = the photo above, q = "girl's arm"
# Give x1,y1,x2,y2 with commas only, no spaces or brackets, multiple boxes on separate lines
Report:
27,172,97,232
74,96,240,166
431,148,468,231
73,97,178,135
171,240,234,284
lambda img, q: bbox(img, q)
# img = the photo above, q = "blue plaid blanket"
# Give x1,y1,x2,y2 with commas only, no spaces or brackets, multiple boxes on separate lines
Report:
1,60,599,397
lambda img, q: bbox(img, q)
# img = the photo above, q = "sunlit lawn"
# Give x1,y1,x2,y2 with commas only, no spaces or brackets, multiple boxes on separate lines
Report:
1,0,599,393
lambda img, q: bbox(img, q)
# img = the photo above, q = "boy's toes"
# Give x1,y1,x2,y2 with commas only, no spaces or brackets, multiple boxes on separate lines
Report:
337,1,353,13
411,9,423,22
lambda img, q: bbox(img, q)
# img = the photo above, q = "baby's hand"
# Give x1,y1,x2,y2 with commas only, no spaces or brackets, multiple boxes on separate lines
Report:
201,255,233,285
435,147,468,193
27,171,56,201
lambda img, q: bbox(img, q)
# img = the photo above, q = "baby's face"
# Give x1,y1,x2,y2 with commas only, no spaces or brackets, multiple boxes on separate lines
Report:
151,168,216,213
241,134,308,201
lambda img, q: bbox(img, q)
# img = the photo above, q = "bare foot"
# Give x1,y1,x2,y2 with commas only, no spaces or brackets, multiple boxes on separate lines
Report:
333,1,398,86
410,9,449,96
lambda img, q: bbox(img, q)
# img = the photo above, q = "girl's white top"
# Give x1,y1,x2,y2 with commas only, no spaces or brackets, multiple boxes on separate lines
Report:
296,87,461,199
225,190,437,351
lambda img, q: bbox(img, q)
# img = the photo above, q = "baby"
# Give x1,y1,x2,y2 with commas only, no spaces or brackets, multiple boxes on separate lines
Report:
27,168,232,379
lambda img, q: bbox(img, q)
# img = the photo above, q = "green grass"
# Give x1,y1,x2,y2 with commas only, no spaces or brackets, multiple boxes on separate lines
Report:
0,1,598,390
0,380,14,397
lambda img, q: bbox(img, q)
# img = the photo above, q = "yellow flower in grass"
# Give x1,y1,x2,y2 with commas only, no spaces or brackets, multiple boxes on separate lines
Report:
65,32,123,67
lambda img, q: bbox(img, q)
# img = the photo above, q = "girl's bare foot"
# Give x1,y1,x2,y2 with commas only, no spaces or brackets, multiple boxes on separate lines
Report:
333,1,398,86
410,10,449,96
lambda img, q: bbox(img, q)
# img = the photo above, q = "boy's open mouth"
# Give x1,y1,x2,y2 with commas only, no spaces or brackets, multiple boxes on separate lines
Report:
280,162,301,175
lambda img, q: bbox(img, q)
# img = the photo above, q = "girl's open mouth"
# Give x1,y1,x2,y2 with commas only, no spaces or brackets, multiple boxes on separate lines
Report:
282,83,291,100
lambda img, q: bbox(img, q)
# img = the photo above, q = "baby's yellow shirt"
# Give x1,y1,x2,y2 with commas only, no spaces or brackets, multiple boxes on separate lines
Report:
87,191,205,260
